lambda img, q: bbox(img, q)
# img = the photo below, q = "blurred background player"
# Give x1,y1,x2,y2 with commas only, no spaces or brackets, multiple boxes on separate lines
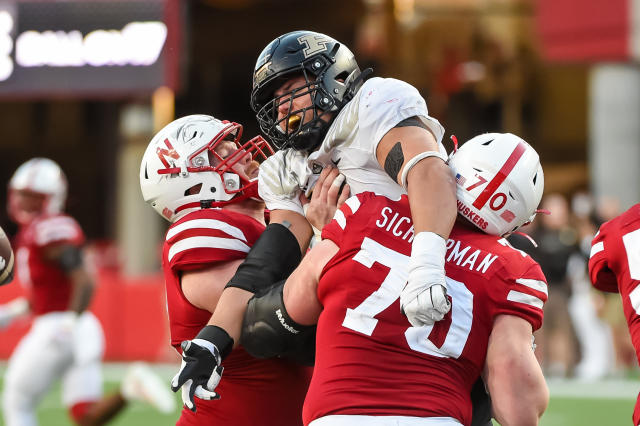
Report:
589,203,640,426
243,133,549,426
1,157,174,426
139,114,311,425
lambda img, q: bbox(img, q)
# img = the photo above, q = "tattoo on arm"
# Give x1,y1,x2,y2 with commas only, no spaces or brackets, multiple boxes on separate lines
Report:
384,142,405,183
395,116,429,130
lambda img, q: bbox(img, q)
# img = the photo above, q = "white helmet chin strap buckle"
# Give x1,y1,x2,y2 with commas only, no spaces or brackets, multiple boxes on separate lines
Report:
222,173,240,192
180,163,189,177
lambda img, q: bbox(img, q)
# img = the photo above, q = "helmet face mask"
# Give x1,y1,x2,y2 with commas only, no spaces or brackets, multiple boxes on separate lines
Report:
255,70,334,152
140,115,273,223
251,30,362,152
8,158,68,226
449,133,544,237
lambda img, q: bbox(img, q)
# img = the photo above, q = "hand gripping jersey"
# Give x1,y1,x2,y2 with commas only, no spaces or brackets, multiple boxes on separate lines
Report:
162,208,311,426
14,214,85,315
588,204,640,426
303,192,546,426
258,77,446,214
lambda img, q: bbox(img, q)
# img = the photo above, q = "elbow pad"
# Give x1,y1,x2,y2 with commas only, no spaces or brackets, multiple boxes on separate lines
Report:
225,223,301,294
241,281,316,365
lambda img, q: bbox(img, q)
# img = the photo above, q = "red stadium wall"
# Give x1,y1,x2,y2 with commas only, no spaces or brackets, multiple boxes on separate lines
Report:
0,270,178,363
537,0,631,62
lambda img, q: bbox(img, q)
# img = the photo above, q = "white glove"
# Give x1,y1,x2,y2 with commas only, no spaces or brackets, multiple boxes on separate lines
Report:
258,149,308,215
400,232,451,327
0,298,29,328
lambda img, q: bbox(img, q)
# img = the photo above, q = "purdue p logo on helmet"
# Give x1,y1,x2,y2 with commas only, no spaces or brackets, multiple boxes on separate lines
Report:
449,133,544,236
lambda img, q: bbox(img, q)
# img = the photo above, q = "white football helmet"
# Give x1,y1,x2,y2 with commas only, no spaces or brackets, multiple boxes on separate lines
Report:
8,158,68,225
448,133,544,236
140,114,273,223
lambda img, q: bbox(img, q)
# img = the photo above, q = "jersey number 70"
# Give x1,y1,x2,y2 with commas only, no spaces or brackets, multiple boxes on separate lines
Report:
342,237,473,359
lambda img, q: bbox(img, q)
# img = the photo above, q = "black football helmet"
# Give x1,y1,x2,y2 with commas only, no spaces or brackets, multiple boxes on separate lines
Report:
250,30,365,152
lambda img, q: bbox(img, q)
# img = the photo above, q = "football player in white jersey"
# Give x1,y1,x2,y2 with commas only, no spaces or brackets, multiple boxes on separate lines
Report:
170,30,458,409
249,31,457,331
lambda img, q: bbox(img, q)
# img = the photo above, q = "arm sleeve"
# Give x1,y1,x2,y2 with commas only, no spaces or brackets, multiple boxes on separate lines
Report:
357,78,446,156
258,149,307,215
491,263,547,331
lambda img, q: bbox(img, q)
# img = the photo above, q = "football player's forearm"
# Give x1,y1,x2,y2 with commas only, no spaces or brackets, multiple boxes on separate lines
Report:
486,317,548,426
489,372,548,426
269,209,313,253
207,287,254,345
407,158,456,239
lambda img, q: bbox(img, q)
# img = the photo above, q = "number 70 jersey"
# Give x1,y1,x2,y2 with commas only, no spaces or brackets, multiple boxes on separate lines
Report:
303,192,547,426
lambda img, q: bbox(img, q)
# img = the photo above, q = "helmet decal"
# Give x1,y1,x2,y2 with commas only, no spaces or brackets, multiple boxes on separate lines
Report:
156,138,180,168
472,141,526,210
297,34,330,58
449,133,544,236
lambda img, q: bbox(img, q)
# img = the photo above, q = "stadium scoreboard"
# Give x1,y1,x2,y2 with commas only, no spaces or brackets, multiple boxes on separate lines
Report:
0,0,181,98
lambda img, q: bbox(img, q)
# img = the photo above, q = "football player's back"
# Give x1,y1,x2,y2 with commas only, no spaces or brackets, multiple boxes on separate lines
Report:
305,192,546,426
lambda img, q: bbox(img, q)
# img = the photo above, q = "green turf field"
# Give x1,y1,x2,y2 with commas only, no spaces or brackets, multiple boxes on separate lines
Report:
0,364,637,425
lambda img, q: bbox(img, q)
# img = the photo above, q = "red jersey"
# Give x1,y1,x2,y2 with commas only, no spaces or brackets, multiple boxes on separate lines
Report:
14,214,85,316
162,208,311,426
304,192,546,426
588,204,640,426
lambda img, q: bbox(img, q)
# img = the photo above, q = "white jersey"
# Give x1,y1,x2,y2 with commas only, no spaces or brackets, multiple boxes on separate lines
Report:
258,77,446,214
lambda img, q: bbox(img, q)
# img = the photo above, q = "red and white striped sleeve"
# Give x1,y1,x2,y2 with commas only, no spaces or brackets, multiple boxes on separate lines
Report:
491,262,547,331
32,215,84,248
165,211,257,271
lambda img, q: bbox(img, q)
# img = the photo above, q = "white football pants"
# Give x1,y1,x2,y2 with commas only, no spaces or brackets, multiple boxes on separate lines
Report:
2,311,105,426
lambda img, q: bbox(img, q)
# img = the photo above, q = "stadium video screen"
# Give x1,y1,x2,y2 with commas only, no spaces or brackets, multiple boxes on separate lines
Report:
0,0,180,98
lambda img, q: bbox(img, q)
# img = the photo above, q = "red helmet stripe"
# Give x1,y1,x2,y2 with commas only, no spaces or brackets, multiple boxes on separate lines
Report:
472,141,526,210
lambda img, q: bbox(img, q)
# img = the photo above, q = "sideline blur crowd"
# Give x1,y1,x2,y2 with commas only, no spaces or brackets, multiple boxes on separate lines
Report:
509,192,633,379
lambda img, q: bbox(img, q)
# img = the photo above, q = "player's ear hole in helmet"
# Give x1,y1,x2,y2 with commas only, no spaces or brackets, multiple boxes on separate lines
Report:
251,30,372,153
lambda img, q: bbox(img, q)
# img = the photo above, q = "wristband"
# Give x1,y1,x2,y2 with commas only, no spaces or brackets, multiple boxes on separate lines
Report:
408,231,446,285
194,325,234,360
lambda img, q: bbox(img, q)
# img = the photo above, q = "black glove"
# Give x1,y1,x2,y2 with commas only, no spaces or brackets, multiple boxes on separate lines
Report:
170,326,233,412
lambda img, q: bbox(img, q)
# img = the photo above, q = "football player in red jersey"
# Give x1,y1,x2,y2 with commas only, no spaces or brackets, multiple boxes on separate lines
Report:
1,158,175,426
140,114,315,425
170,30,460,410
589,203,640,426
243,133,549,426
